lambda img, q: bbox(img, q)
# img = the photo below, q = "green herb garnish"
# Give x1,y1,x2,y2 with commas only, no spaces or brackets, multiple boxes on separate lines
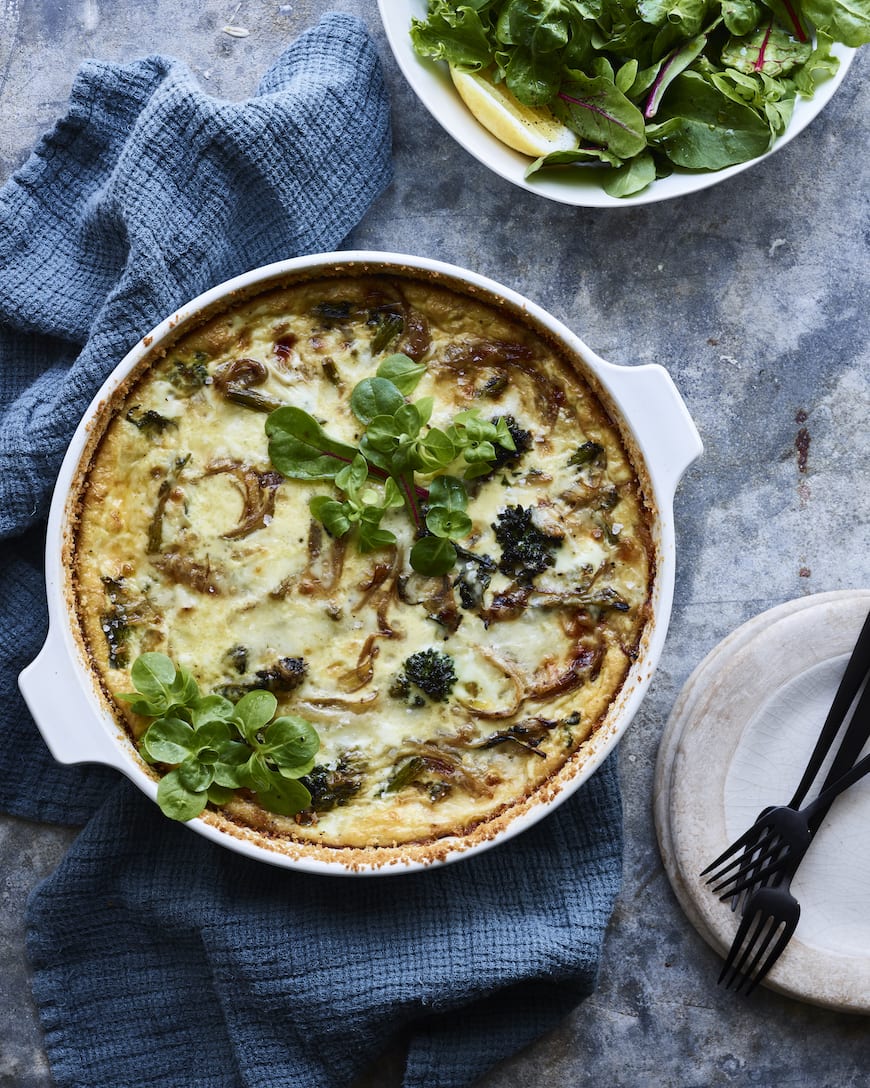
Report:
120,652,319,823
265,354,516,575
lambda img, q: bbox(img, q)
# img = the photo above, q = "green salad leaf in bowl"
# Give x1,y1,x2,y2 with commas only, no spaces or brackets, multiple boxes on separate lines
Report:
410,0,868,197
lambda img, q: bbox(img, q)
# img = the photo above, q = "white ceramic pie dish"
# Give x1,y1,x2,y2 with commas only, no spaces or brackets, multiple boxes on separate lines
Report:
378,0,856,208
19,251,702,874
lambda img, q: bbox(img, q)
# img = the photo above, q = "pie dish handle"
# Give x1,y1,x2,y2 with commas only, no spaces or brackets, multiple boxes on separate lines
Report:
19,628,129,770
600,360,702,497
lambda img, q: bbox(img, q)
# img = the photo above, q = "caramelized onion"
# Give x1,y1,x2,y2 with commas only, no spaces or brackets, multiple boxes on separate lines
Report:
297,523,347,596
398,572,461,632
479,584,531,625
298,690,380,711
397,306,431,361
433,338,564,425
353,547,403,637
337,633,381,693
152,552,220,595
526,643,604,700
392,742,492,798
204,459,282,540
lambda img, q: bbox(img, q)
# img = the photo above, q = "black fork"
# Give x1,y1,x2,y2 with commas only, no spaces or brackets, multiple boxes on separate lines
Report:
704,676,870,900
701,608,870,901
717,746,870,993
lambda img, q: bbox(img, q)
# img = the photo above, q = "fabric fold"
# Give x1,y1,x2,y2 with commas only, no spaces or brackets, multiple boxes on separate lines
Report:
27,766,622,1088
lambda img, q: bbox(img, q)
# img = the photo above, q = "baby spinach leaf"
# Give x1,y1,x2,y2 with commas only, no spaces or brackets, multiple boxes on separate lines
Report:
800,0,870,44
603,150,658,195
505,43,564,104
722,0,763,33
141,717,195,765
211,742,252,788
309,496,353,538
128,651,177,705
357,515,398,553
554,71,647,158
721,18,813,75
156,769,208,822
526,146,623,176
642,33,709,117
263,716,321,775
240,752,273,793
266,407,358,480
616,58,640,92
334,453,370,496
427,507,474,538
177,756,214,793
189,694,235,729
638,0,707,34
207,784,235,805
647,70,772,168
233,689,279,743
254,775,312,817
119,652,200,717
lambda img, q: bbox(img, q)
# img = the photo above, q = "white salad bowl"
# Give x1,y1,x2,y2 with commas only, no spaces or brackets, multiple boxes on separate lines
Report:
378,0,856,208
19,251,702,874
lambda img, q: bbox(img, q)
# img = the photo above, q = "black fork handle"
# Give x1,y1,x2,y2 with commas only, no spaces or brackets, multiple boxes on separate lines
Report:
803,717,870,828
787,608,870,809
805,674,870,833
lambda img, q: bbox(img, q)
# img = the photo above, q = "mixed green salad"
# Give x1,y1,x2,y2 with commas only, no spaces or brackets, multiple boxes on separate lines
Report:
410,0,869,196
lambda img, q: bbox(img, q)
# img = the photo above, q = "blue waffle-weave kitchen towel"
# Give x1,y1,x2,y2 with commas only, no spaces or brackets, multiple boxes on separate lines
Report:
0,14,623,1088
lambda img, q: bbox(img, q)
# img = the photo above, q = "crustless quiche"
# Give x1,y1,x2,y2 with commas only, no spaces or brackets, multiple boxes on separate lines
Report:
70,271,654,858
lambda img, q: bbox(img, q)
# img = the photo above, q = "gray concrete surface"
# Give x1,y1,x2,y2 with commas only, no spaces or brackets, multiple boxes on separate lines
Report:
2,1,869,1085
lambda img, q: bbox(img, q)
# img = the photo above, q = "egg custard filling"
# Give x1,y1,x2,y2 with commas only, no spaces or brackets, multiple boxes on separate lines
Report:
70,272,654,855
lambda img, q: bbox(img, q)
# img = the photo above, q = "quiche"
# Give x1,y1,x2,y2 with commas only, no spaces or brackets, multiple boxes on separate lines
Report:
70,270,654,861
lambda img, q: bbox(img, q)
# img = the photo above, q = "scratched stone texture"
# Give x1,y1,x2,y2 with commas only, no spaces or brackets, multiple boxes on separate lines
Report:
1,2,869,1086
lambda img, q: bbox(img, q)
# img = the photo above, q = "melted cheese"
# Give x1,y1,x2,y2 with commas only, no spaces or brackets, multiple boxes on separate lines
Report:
72,274,653,849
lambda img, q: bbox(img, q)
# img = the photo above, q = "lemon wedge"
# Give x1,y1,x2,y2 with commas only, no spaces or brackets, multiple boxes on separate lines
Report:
449,66,579,158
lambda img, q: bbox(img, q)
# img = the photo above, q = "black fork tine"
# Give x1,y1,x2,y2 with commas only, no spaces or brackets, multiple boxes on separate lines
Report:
706,831,782,891
739,920,798,995
718,886,802,994
731,914,788,994
713,857,787,900
711,837,789,898
718,905,762,989
700,821,772,878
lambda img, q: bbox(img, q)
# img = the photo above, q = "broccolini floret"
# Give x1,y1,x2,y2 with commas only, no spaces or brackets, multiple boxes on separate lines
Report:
391,649,458,704
493,505,563,584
